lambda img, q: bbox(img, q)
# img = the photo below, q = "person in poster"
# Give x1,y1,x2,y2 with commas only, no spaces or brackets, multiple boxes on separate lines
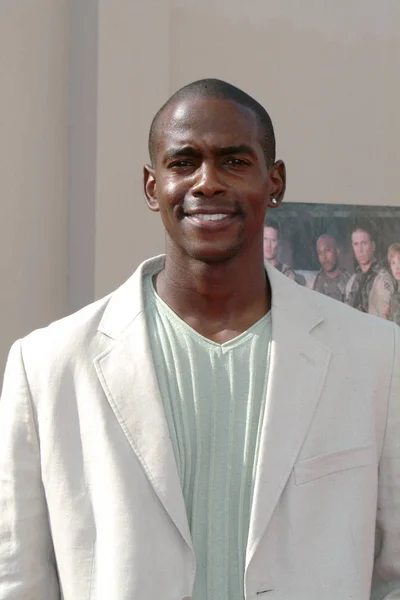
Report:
312,234,350,302
263,219,296,280
388,242,400,326
346,224,394,318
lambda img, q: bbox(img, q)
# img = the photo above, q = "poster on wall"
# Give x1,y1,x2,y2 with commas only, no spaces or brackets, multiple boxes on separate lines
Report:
263,203,400,326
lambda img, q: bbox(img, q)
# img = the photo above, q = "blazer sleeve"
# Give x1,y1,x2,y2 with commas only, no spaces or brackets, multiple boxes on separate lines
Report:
371,323,400,599
0,340,60,600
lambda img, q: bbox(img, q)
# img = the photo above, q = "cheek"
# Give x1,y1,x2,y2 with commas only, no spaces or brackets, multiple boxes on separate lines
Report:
392,261,400,278
245,184,270,208
159,175,185,204
156,189,185,222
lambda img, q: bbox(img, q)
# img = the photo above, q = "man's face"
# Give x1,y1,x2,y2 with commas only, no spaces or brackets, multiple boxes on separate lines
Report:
144,97,285,264
390,253,400,282
263,227,279,261
352,230,375,267
317,236,338,273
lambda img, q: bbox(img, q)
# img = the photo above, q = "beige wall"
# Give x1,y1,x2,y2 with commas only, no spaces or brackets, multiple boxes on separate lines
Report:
1,0,400,373
94,0,168,298
68,0,97,313
0,1,69,373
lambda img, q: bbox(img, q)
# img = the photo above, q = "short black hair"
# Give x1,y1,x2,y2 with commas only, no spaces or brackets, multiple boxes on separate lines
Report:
352,222,376,244
148,78,276,167
264,218,280,239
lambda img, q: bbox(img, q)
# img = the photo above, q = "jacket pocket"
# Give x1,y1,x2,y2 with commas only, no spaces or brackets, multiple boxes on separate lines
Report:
294,445,374,485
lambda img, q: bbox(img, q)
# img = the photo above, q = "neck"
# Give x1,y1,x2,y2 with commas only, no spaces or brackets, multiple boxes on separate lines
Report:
324,266,340,278
155,243,270,341
359,261,373,273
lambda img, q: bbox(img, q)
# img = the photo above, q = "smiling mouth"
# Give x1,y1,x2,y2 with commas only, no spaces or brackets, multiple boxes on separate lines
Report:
183,212,239,230
186,213,231,221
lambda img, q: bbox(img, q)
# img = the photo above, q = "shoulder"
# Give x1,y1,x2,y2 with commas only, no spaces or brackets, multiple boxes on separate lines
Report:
280,262,292,272
339,269,351,280
13,257,160,381
14,291,119,396
277,263,293,275
20,292,113,363
347,272,356,285
312,270,323,288
288,273,396,343
373,269,395,290
1,291,118,406
18,256,164,358
272,274,400,409
281,263,296,280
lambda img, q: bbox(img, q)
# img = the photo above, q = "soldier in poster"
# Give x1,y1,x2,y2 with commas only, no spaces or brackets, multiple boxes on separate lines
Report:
346,224,394,318
388,243,400,326
263,219,296,281
312,234,350,302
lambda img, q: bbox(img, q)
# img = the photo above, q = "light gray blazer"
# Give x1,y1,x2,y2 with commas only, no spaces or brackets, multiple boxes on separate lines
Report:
0,256,399,600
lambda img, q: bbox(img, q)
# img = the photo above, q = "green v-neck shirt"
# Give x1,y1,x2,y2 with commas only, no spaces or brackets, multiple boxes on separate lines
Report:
144,273,272,600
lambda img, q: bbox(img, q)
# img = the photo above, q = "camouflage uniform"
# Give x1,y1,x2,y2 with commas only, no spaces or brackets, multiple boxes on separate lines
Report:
275,262,296,281
389,282,400,327
312,269,351,303
346,261,394,318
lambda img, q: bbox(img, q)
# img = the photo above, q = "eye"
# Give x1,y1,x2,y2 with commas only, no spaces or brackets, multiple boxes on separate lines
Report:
168,160,194,169
225,157,249,166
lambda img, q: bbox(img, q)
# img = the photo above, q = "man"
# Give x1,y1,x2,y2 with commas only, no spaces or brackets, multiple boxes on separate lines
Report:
312,233,350,302
263,219,296,281
346,225,394,318
388,243,400,326
0,79,399,600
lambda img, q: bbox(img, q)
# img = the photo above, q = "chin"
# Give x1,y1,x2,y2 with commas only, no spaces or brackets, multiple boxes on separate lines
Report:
188,244,242,265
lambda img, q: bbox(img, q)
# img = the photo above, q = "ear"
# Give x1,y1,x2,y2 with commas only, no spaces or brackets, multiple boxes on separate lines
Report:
143,164,159,212
267,160,286,209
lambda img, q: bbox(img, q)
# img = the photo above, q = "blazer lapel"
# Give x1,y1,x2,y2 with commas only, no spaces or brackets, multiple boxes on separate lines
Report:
93,257,193,552
91,256,332,569
246,267,332,569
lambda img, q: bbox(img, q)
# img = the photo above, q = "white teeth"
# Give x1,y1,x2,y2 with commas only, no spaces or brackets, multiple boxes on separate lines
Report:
190,213,229,221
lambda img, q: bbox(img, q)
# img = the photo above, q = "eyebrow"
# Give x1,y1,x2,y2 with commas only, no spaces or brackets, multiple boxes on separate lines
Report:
163,146,201,163
215,144,256,158
162,144,257,163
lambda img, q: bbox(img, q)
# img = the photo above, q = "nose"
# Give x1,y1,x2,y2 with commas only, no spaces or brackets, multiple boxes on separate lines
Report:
191,161,226,198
